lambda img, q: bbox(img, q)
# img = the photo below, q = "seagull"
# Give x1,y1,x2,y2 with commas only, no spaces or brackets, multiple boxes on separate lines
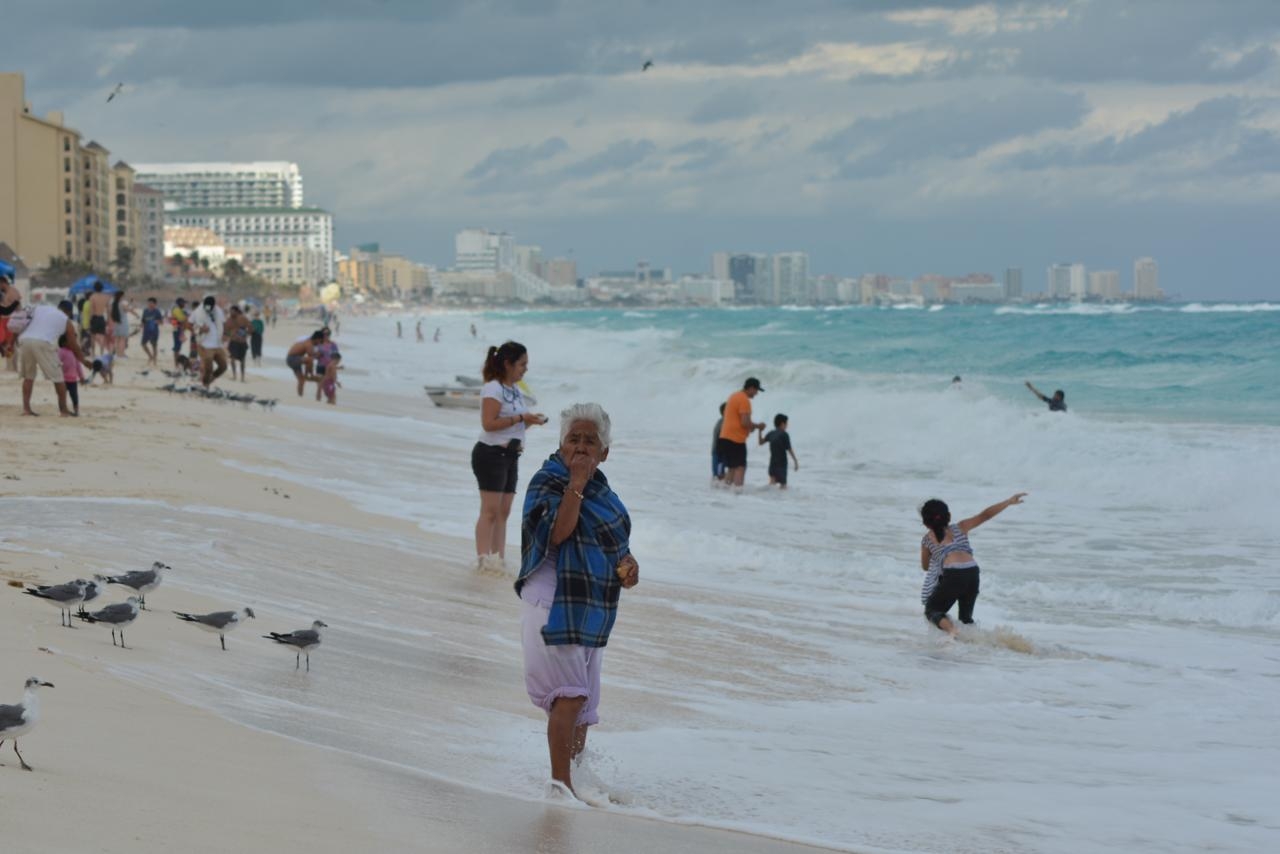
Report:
23,579,88,627
0,677,54,772
77,597,141,648
78,574,110,616
106,82,123,103
174,607,256,651
263,620,327,671
641,60,654,71
105,562,169,609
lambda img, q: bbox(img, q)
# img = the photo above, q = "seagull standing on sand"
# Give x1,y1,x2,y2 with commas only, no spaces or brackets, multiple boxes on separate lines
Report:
106,82,123,102
23,579,88,627
0,677,54,772
78,574,110,616
77,597,141,648
174,607,256,651
105,562,168,609
264,620,327,671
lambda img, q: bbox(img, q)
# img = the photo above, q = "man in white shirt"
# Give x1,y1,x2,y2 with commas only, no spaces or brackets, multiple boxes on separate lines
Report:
18,300,92,417
187,295,227,388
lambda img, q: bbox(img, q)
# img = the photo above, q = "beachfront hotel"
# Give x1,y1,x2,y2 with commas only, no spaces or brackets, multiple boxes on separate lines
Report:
133,161,305,210
165,206,334,285
0,72,163,277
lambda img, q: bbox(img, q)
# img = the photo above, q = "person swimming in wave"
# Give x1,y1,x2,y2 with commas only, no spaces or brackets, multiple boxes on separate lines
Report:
1025,381,1066,412
918,493,1026,637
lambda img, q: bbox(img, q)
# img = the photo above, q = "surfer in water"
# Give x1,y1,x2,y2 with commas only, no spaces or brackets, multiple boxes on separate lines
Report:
918,493,1027,636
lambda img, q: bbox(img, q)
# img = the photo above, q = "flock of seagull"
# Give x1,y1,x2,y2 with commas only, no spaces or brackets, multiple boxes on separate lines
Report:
158,383,279,409
3,562,327,771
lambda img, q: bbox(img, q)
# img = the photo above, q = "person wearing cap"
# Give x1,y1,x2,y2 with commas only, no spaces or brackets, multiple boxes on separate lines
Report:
16,300,92,416
717,377,767,488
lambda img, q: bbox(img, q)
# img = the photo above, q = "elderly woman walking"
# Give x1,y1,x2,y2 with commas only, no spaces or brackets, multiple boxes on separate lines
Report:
516,403,639,799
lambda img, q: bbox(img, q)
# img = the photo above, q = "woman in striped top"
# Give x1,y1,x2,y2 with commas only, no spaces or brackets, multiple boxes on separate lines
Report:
919,493,1027,636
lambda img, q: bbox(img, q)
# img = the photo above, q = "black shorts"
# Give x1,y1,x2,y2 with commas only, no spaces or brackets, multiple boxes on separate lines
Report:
286,353,305,375
472,441,520,493
768,462,788,484
89,315,107,335
925,567,980,627
716,437,747,469
228,340,248,360
142,328,159,344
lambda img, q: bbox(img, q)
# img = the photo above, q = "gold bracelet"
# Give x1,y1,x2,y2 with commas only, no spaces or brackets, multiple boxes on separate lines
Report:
568,487,585,500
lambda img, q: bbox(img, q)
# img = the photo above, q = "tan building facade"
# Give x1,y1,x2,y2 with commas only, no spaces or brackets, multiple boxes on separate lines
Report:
80,141,111,269
0,72,88,269
133,183,164,280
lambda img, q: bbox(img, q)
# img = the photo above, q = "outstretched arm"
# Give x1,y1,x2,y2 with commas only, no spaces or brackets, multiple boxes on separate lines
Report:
1025,381,1048,402
960,493,1028,533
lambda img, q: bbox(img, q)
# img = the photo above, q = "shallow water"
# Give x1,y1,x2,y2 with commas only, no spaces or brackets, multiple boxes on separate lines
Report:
6,305,1278,853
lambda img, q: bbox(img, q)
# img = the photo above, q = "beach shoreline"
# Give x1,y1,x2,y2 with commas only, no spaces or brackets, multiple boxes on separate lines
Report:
0,325,841,854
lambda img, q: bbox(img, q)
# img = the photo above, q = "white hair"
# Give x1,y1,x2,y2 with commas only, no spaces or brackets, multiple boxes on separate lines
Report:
559,402,612,448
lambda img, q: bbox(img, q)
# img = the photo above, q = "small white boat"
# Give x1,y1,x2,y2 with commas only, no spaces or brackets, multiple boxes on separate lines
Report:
425,386,481,409
454,375,482,387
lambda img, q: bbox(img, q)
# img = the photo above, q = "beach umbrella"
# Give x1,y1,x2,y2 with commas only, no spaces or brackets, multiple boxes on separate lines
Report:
68,275,119,296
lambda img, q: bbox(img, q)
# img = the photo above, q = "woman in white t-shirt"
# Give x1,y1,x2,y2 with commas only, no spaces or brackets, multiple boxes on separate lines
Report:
472,340,547,571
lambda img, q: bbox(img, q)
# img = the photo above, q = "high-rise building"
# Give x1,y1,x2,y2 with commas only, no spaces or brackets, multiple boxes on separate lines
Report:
1047,263,1073,299
79,141,112,269
133,183,165,279
711,251,730,282
166,206,334,283
133,161,304,209
455,228,514,272
542,257,577,288
772,252,809,304
728,253,771,303
1004,267,1023,300
1069,263,1087,301
1134,257,1159,300
1088,270,1121,300
514,244,542,275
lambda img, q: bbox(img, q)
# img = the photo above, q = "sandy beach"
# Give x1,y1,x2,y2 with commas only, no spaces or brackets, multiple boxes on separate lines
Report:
0,320,836,854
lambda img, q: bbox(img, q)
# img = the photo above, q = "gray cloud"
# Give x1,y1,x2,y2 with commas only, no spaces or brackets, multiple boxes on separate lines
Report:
465,137,570,182
558,139,657,180
1007,96,1274,171
813,88,1089,179
496,77,595,109
1216,129,1280,175
688,86,762,124
670,137,734,171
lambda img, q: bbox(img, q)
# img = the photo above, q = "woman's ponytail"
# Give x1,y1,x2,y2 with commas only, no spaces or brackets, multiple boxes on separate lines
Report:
920,499,950,543
481,340,527,383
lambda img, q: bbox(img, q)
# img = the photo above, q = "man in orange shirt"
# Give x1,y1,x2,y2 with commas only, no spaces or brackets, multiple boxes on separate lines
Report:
717,377,766,488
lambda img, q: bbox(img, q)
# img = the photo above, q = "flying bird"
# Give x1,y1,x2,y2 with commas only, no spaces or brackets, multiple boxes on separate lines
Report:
0,677,55,772
264,620,327,671
106,83,124,103
174,607,256,651
641,60,654,72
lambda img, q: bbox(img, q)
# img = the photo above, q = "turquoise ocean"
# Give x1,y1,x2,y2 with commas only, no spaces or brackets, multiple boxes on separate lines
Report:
8,301,1274,853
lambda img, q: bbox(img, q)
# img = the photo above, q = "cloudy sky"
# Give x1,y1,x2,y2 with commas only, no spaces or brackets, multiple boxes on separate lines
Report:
9,0,1280,298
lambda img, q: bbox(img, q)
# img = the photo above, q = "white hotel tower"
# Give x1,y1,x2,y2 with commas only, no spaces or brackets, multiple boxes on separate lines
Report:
132,161,304,209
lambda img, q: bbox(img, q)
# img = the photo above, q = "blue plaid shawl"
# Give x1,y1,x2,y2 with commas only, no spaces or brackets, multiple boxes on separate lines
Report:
517,452,631,648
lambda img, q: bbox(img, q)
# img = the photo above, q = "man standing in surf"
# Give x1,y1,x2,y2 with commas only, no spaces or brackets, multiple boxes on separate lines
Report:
717,377,767,489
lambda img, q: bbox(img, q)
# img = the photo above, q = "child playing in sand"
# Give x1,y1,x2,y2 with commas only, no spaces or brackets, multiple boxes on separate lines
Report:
90,352,114,385
58,334,86,416
759,413,799,488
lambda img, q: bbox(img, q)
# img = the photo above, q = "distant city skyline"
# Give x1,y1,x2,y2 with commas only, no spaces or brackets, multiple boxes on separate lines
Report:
5,2,1280,299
